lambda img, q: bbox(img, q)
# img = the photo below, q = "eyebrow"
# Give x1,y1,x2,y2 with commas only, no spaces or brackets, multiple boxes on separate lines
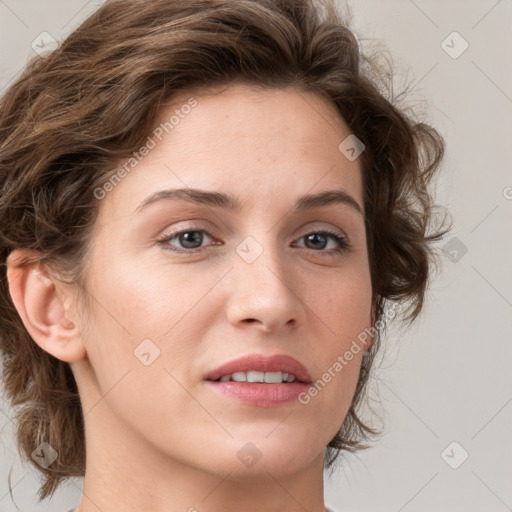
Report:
134,187,364,216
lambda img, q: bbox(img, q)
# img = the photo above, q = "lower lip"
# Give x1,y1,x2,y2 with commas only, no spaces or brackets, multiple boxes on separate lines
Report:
205,380,310,407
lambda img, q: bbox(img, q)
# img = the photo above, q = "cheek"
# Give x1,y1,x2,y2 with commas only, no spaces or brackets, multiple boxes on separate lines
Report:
313,260,372,335
80,254,214,385
86,253,192,336
304,260,372,404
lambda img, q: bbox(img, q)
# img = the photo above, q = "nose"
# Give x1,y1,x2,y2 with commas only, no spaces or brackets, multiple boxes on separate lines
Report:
226,240,306,333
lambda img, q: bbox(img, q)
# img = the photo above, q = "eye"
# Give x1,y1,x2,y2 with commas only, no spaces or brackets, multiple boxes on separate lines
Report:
157,227,350,256
295,229,350,255
157,228,216,253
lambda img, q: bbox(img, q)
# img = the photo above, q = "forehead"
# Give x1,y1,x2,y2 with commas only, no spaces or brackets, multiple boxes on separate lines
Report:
98,83,364,219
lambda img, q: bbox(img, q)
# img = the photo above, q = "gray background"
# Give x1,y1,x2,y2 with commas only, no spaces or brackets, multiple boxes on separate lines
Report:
0,1,511,511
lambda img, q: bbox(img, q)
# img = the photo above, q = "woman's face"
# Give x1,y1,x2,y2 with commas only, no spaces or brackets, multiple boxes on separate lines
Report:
74,83,373,479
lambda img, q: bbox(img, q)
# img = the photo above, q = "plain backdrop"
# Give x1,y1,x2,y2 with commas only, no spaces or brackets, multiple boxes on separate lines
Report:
0,1,511,511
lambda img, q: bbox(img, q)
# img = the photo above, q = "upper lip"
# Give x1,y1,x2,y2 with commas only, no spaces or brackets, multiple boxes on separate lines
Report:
205,353,312,384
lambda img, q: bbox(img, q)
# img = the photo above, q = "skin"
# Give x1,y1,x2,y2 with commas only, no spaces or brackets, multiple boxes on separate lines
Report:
7,83,374,512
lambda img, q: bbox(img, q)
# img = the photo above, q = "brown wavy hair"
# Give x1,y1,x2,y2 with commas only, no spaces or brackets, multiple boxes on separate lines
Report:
0,0,448,501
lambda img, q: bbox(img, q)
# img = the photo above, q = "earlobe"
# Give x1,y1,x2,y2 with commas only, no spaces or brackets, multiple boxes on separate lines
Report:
6,248,86,363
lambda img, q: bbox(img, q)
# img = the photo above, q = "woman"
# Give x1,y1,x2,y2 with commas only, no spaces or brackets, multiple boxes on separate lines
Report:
0,0,447,510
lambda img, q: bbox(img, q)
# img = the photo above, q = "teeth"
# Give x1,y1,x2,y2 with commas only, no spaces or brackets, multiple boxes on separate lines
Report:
218,371,297,383
247,370,265,382
264,371,282,383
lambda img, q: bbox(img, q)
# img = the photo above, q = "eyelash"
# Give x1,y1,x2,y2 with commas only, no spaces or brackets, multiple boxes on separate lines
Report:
156,227,350,257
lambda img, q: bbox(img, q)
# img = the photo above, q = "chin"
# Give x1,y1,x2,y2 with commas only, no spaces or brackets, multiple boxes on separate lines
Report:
196,434,322,479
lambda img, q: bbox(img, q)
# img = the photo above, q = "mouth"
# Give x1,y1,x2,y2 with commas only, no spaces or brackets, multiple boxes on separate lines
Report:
204,353,312,407
204,353,312,384
211,370,301,383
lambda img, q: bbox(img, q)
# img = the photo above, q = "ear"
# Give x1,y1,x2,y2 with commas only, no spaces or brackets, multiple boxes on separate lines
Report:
6,248,86,363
